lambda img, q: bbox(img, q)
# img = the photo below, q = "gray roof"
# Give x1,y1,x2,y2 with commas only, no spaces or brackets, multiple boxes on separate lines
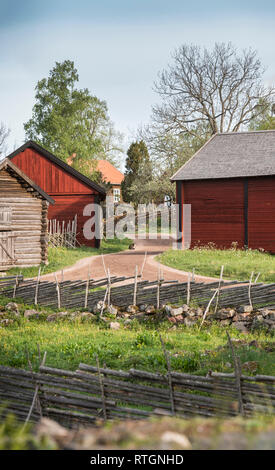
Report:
171,130,275,181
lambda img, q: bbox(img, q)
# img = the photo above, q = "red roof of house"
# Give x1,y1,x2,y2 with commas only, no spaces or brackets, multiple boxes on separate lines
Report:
96,160,124,185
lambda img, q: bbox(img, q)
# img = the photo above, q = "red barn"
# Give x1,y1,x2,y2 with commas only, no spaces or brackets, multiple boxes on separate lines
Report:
171,130,275,252
7,141,106,247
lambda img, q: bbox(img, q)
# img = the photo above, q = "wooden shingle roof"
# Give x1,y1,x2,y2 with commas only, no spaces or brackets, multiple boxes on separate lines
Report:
171,130,275,181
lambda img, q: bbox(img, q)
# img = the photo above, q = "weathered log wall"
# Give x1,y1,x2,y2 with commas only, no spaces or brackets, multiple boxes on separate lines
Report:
0,168,49,268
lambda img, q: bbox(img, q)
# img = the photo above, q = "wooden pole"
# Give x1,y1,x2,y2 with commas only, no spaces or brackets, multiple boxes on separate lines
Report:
24,350,47,427
187,272,191,306
107,268,111,308
226,331,244,416
84,267,90,309
95,354,107,421
159,334,175,415
248,271,254,308
54,273,61,309
200,289,219,330
34,267,41,306
12,274,19,299
140,251,147,279
101,254,107,277
157,268,161,310
214,265,224,314
133,266,138,307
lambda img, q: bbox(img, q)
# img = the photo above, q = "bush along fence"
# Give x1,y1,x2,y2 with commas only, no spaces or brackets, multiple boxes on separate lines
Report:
0,335,274,429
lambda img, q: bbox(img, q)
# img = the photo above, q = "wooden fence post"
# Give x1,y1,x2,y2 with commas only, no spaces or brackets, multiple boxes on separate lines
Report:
187,272,191,306
214,265,224,314
54,273,61,309
226,331,244,416
140,251,147,279
159,334,175,415
200,289,219,330
96,354,107,421
248,271,254,309
107,269,111,308
84,268,91,309
24,348,47,427
34,267,41,306
133,266,138,306
156,268,161,309
13,274,19,299
101,254,107,277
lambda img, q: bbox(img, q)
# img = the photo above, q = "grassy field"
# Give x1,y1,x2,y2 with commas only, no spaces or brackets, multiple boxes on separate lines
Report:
7,237,131,278
0,303,274,376
158,247,275,283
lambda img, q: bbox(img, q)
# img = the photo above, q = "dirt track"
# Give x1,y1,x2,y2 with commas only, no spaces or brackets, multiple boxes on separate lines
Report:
41,238,217,284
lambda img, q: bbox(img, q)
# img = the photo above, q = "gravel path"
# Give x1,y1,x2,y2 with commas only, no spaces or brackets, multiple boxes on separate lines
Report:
41,237,217,284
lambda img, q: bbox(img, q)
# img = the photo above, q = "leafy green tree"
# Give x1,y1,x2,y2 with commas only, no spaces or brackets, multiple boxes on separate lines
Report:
24,60,123,170
128,159,154,206
121,140,152,203
138,122,211,202
249,101,275,130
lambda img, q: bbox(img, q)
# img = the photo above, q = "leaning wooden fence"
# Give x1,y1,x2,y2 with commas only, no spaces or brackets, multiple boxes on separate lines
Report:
48,216,78,249
0,358,274,429
1,273,275,311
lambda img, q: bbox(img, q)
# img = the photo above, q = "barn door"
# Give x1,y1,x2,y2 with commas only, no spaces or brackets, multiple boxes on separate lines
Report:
0,231,16,266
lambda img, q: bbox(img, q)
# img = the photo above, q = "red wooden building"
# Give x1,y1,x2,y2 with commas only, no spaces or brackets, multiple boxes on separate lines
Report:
171,130,275,252
7,141,106,247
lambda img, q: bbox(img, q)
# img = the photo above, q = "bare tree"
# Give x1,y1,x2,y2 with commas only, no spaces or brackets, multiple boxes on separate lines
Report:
0,122,10,159
153,43,275,135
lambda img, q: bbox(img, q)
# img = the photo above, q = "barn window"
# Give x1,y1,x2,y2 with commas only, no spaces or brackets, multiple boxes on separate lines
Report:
0,207,12,225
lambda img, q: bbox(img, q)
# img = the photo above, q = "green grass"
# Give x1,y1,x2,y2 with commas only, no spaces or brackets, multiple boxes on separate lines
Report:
0,412,56,450
7,237,131,278
158,247,275,283
0,308,274,376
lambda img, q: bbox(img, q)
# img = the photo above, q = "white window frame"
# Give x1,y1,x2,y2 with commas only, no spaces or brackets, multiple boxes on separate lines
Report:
113,188,121,203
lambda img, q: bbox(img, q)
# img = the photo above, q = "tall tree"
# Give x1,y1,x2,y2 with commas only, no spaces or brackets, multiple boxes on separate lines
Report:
121,140,152,203
153,43,274,136
24,60,123,171
138,122,211,202
0,122,10,159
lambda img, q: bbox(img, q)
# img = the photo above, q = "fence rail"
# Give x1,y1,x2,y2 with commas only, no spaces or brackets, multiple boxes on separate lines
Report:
0,359,274,429
1,272,275,311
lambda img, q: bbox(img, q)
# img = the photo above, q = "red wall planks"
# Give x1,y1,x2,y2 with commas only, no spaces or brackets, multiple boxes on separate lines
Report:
12,148,100,247
183,179,245,249
12,148,97,195
248,176,275,252
181,176,275,252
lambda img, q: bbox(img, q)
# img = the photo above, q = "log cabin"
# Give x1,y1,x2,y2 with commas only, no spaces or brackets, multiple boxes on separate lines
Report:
0,158,54,270
7,141,106,247
171,130,275,252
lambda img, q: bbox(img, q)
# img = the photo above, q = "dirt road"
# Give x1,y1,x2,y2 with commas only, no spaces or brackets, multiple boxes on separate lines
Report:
41,238,217,284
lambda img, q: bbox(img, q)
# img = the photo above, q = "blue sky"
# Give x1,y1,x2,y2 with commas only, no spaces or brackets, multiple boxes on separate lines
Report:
1,0,275,160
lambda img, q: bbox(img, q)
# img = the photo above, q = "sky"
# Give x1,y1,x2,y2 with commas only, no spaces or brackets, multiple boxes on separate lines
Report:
0,0,275,162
